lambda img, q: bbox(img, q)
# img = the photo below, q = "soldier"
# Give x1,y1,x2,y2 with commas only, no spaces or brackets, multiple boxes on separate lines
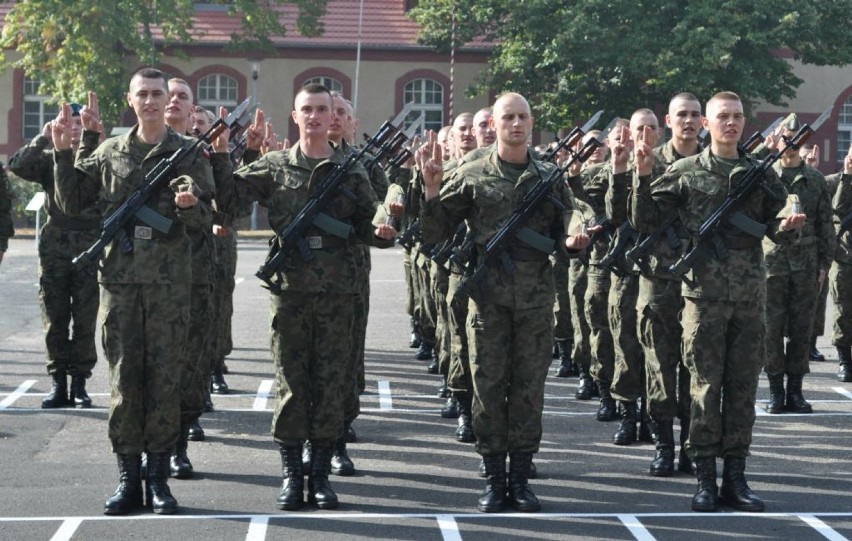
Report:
830,145,852,382
215,84,397,511
53,68,214,515
420,92,590,513
0,164,13,265
763,115,834,414
631,91,803,512
799,143,829,363
9,104,100,409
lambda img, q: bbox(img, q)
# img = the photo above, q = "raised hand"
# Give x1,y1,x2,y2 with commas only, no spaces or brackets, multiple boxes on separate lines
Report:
80,91,101,133
803,144,819,168
261,121,281,154
211,106,230,153
421,130,444,201
50,103,74,150
611,125,632,174
634,125,655,177
246,109,265,151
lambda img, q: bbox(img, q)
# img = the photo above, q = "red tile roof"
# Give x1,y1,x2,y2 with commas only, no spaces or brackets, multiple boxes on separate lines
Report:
0,1,491,51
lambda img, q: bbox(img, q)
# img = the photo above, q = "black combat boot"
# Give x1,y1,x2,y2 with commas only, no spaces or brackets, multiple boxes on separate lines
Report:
838,346,852,382
649,420,675,477
720,456,764,512
307,443,339,509
785,373,813,413
415,340,434,361
211,366,229,394
104,454,143,515
276,446,304,510
187,419,205,442
330,438,355,476
612,401,638,445
508,452,540,512
809,337,825,362
427,355,439,375
344,420,357,443
437,376,450,398
691,457,718,512
302,440,313,476
552,340,559,359
596,380,618,422
765,373,785,414
409,317,421,349
69,374,92,408
554,339,574,378
455,393,475,443
42,369,69,409
477,453,507,513
146,452,178,514
677,417,695,475
203,385,215,413
637,398,653,443
441,395,460,418
170,422,193,479
575,363,594,400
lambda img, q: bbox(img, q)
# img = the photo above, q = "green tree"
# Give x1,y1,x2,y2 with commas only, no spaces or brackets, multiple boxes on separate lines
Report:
0,0,329,124
410,0,852,130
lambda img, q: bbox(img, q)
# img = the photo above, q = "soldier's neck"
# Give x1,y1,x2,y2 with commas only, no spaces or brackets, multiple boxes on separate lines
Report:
780,153,803,169
300,136,333,159
166,119,189,136
710,141,738,160
497,144,528,164
672,137,700,157
137,123,168,145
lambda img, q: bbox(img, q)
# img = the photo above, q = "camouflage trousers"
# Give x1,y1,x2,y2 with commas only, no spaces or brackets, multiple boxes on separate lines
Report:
610,273,644,402
765,270,819,376
38,225,100,377
433,263,451,377
180,284,214,423
682,296,764,459
447,272,471,393
638,276,690,422
830,262,852,347
211,231,237,367
569,259,591,368
552,258,574,341
101,283,190,455
404,249,418,319
270,291,353,448
812,267,830,338
343,246,372,423
416,257,437,346
586,270,614,383
468,300,553,455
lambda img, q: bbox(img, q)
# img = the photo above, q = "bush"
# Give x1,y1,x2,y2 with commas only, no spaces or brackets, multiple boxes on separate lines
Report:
6,170,41,227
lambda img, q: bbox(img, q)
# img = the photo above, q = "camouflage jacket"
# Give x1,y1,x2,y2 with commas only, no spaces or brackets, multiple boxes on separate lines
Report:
831,172,852,265
54,126,213,285
567,161,610,267
9,135,101,231
420,147,580,309
631,146,787,301
762,162,834,276
218,142,393,294
0,165,13,251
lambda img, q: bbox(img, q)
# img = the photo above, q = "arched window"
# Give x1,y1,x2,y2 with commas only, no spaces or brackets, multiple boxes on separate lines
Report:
197,74,238,112
403,78,444,132
23,78,58,140
839,95,852,166
302,76,343,93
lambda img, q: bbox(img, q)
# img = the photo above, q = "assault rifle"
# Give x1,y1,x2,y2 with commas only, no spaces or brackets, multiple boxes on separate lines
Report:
73,98,252,267
579,214,613,267
256,104,414,293
624,214,682,276
431,222,468,269
364,112,422,171
668,107,832,287
397,219,421,251
595,221,641,277
386,114,426,170
540,111,603,164
456,114,613,304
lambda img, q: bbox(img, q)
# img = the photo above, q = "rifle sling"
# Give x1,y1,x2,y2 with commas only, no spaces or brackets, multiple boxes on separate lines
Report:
515,226,556,253
312,212,353,239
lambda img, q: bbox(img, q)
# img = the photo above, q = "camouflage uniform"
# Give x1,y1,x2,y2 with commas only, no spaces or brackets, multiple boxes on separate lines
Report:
830,172,852,349
0,165,13,253
9,135,100,380
218,143,392,448
763,163,833,378
631,147,787,459
54,126,213,455
421,148,581,456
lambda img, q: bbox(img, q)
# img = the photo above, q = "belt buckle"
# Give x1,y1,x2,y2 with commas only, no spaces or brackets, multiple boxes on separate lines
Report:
306,235,322,249
134,226,153,240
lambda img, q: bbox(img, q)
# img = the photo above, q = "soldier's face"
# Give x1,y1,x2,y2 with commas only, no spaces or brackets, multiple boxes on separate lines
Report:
166,82,193,126
666,99,702,142
192,111,212,134
453,117,476,154
781,128,800,157
472,111,495,147
703,99,744,146
630,113,659,148
292,91,333,139
70,115,83,146
491,96,533,149
582,132,607,163
128,76,168,126
329,96,352,141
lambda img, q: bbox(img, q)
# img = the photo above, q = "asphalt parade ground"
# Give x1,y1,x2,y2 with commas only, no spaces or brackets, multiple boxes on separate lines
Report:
1,236,852,541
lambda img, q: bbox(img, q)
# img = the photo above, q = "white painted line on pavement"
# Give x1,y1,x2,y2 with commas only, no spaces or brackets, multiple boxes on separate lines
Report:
253,380,274,411
235,277,245,285
245,515,269,541
832,387,852,401
0,380,36,409
371,279,405,283
49,518,82,541
618,514,657,541
437,514,462,541
799,514,850,541
378,380,393,411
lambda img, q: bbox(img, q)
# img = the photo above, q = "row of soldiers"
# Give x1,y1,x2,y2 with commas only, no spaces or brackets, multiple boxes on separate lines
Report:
399,91,852,513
